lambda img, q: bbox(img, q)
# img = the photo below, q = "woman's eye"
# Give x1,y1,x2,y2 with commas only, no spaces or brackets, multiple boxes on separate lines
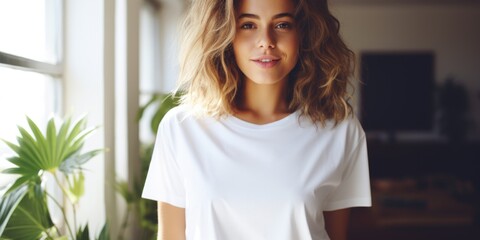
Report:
276,22,291,29
240,23,255,29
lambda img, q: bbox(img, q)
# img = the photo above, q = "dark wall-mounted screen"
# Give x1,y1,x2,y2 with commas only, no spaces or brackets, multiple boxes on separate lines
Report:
360,52,435,132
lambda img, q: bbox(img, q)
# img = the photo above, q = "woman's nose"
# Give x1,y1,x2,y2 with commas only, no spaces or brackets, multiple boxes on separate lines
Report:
257,28,275,49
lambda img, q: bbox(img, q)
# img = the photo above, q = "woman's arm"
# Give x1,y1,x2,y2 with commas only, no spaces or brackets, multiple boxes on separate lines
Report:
157,202,186,240
323,208,351,240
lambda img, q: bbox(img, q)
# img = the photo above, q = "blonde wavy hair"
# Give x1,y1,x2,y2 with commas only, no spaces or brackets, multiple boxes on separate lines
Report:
176,0,355,125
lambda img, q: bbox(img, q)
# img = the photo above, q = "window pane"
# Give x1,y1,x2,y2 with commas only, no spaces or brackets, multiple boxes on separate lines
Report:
0,66,57,189
0,0,60,63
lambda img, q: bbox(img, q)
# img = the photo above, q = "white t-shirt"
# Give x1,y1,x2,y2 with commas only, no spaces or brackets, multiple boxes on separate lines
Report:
142,106,371,240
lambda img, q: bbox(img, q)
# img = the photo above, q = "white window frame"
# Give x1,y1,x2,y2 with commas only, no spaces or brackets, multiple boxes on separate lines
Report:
0,0,64,181
0,0,63,110
0,51,62,76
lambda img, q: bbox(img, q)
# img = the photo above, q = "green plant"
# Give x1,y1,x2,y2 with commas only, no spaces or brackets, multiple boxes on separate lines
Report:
137,92,182,135
0,116,108,239
116,92,180,240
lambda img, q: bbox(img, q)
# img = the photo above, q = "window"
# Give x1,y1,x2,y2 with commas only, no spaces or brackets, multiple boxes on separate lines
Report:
0,0,62,190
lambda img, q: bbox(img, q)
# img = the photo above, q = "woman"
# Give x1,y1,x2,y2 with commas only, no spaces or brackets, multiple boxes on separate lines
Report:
143,0,371,239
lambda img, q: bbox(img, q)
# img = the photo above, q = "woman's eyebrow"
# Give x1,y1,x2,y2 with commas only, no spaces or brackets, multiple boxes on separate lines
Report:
237,12,295,20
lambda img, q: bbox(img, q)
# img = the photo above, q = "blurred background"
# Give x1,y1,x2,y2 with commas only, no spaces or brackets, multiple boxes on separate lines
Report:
333,0,480,239
0,0,479,239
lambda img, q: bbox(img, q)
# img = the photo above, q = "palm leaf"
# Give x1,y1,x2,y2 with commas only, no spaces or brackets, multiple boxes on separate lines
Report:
17,128,45,170
10,137,39,168
1,141,20,155
150,93,181,134
65,171,85,204
62,127,97,163
97,223,110,240
64,118,87,150
2,166,36,178
5,156,38,175
76,224,89,240
70,127,97,151
1,184,54,240
56,118,87,164
46,118,58,168
1,115,106,239
54,117,72,168
2,176,39,195
59,149,103,174
26,117,51,168
0,185,28,236
3,116,100,191
137,93,165,121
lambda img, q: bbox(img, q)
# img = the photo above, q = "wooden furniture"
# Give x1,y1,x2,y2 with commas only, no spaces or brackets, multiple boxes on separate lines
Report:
347,140,480,240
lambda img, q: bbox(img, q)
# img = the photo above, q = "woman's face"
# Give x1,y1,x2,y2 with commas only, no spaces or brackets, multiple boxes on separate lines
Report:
232,0,299,86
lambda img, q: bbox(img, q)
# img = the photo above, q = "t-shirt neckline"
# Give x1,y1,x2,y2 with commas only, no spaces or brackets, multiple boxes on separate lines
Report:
225,111,299,130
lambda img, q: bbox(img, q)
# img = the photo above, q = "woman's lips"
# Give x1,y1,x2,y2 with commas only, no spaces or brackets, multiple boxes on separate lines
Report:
251,57,280,68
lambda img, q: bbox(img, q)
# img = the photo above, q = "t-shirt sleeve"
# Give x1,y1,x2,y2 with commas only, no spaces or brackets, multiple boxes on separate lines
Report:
323,128,372,211
142,115,186,208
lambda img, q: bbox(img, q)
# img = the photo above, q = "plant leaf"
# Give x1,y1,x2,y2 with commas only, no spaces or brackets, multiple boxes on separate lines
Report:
67,127,98,156
66,171,85,204
46,118,58,168
150,93,180,134
4,116,99,181
137,93,165,121
26,117,51,168
73,149,103,166
1,115,102,239
97,223,110,240
17,128,45,170
3,175,40,195
1,184,54,240
59,149,103,174
0,185,28,236
64,118,87,150
56,117,88,165
61,127,98,164
76,224,90,240
1,140,20,155
4,156,38,175
54,117,72,168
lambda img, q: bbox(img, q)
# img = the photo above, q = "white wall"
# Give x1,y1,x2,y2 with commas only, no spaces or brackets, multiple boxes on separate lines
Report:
331,3,480,137
64,0,140,238
156,0,185,92
64,0,107,235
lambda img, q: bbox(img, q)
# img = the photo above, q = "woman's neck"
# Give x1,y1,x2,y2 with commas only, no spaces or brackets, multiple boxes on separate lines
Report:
235,79,291,124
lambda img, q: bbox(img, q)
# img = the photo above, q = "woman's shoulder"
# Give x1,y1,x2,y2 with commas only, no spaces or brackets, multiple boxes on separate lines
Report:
154,105,194,137
160,105,195,125
336,114,366,142
164,104,189,118
340,114,363,130
314,114,364,139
